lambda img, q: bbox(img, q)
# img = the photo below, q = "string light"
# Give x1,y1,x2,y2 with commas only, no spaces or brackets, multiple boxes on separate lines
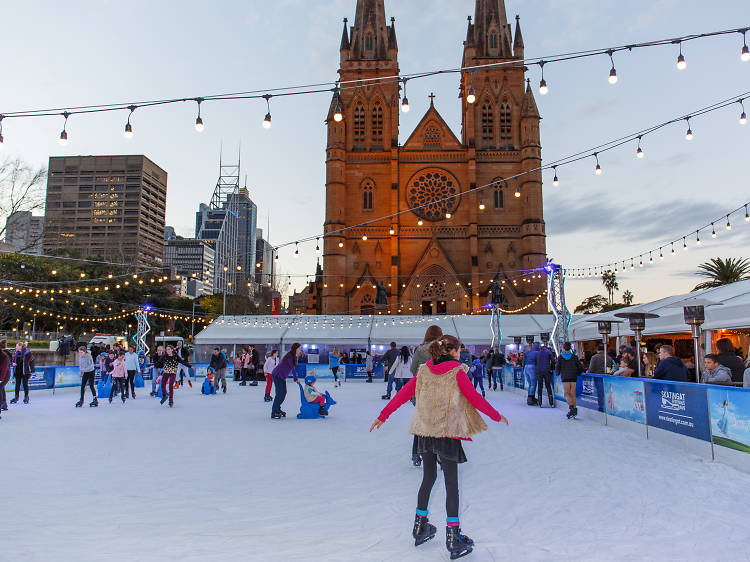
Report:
683,237,688,251
124,106,135,139
539,61,548,95
711,223,717,238
294,243,299,256
594,153,602,175
58,112,69,146
333,87,343,122
696,231,702,245
607,50,618,84
636,136,644,158
338,239,344,248
685,117,694,140
742,29,750,62
552,166,559,186
315,238,321,253
389,225,395,235
745,205,749,221
262,95,272,129
514,184,521,198
478,200,485,210
194,98,204,132
417,218,424,226
676,41,687,70
740,100,747,124
361,234,367,241
466,72,476,104
726,215,732,230
401,79,410,113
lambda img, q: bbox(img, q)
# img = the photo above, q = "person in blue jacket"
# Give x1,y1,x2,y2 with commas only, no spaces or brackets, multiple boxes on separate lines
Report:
535,344,555,407
523,343,540,405
652,345,688,382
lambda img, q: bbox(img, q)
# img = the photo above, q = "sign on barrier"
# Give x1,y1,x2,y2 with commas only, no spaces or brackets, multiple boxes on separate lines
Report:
708,387,750,453
603,375,646,424
54,366,81,388
25,367,55,390
576,375,604,412
512,366,525,389
344,364,384,379
644,380,710,442
554,374,566,404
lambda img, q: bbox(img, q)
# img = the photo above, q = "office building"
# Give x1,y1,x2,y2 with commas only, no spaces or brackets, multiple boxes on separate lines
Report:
3,211,44,255
163,235,215,296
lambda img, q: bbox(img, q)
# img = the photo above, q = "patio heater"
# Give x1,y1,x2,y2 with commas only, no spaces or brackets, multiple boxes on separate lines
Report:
585,319,623,374
668,298,722,383
540,332,550,345
614,311,660,378
525,335,535,346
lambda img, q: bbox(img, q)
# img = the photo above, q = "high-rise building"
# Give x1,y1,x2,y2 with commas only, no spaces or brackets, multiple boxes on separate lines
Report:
43,155,167,267
229,186,258,289
254,228,275,287
163,235,215,296
321,0,546,315
3,211,44,255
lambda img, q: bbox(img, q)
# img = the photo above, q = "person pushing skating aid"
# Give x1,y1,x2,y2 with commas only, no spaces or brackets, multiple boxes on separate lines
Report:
371,334,508,560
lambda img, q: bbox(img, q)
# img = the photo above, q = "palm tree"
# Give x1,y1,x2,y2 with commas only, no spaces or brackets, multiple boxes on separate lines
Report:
601,270,619,305
693,257,750,291
622,290,634,305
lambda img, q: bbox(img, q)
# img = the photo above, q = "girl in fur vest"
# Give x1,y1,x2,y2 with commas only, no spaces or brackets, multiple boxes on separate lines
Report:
370,335,508,560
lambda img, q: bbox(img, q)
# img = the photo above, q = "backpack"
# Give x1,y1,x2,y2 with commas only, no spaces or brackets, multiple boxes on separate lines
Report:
26,351,35,373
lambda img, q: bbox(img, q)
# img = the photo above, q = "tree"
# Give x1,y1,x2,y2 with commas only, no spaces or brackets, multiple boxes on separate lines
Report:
693,257,750,291
601,270,619,305
0,157,47,244
574,295,609,314
622,290,634,306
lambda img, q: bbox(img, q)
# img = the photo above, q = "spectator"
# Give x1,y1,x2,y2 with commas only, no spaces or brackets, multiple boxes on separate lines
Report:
702,354,732,384
378,342,400,395
642,352,658,377
587,344,607,374
652,345,688,382
523,343,540,405
618,347,642,378
715,338,745,383
486,347,505,391
535,344,555,407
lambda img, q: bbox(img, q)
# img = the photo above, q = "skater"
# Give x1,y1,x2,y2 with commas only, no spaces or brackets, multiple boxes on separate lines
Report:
270,343,301,419
109,351,127,404
523,343,540,405
175,340,192,388
0,339,11,412
556,342,583,419
378,341,400,388
10,342,33,405
209,347,228,393
329,347,341,387
160,345,191,407
238,347,249,386
263,349,279,402
150,345,165,397
471,356,485,397
371,335,508,560
302,374,331,416
247,345,259,386
536,344,555,407
486,347,505,391
384,346,413,399
365,350,374,383
124,345,139,399
410,325,444,466
75,345,98,407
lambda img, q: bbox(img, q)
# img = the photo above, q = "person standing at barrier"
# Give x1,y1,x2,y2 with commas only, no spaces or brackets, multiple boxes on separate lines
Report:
75,345,98,408
247,345,259,386
175,340,192,388
371,335,508,560
160,345,191,408
10,342,32,405
263,350,279,402
124,345,139,399
486,347,505,391
556,342,583,419
587,344,608,374
209,347,228,394
270,343,301,419
536,344,555,407
0,339,11,413
523,343,540,406
329,347,341,387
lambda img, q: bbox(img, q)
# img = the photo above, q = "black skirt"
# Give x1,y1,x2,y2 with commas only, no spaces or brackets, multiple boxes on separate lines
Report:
414,435,467,464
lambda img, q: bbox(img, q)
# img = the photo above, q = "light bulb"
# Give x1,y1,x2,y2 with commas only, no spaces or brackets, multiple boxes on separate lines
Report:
445,212,451,219
685,127,693,141
741,111,747,125
478,201,485,210
683,239,688,251
333,110,343,122
539,79,548,96
676,54,687,70
636,146,644,159
595,164,602,175
514,186,521,198
59,130,68,146
338,240,344,248
726,217,732,230
263,113,272,129
316,240,321,253
745,207,749,221
417,218,423,226
696,234,702,245
195,116,204,132
0,133,4,149
401,97,410,113
711,224,717,238
466,86,476,104
362,234,367,241
389,226,395,235
742,44,750,62
552,174,559,186
124,122,133,139
608,67,618,84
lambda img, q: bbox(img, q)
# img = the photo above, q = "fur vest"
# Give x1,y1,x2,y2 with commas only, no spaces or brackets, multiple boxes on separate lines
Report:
408,362,488,439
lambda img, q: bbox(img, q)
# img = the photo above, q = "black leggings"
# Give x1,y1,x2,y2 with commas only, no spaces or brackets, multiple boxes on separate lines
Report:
417,451,459,519
331,366,339,382
14,371,29,399
80,371,96,401
537,371,553,399
110,378,126,400
127,370,136,397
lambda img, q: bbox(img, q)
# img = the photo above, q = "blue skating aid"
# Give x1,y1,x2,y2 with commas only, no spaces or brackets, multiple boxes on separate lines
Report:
324,391,336,410
97,376,112,399
296,383,325,419
134,372,145,388
202,378,216,395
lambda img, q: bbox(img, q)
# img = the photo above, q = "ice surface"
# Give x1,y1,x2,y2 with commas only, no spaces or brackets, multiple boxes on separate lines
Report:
3,380,749,561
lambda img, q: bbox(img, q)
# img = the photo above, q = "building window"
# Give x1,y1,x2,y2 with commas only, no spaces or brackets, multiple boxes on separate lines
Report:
481,102,494,143
361,293,374,315
500,102,512,144
372,103,383,142
490,33,498,50
365,34,373,52
362,179,374,210
423,125,441,148
354,102,366,142
492,179,504,210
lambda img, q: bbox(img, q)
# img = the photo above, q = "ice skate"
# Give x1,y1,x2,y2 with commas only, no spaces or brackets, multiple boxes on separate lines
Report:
109,397,113,404
168,398,173,407
271,412,282,419
75,400,83,408
412,515,436,546
412,456,422,467
121,395,126,404
160,395,168,405
280,410,286,417
446,526,473,559
89,398,98,407
1,403,7,411
23,396,29,404
318,406,328,416
10,397,18,404
381,392,391,400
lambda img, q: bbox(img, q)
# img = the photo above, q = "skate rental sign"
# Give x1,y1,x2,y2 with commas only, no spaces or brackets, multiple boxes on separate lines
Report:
644,381,711,441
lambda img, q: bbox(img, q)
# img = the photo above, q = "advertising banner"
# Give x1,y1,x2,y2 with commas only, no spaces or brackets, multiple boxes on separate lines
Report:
344,364,384,380
54,366,81,388
708,387,750,453
512,366,525,389
644,380,710,441
554,374,566,404
576,375,604,412
603,376,646,424
25,367,55,390
191,363,209,378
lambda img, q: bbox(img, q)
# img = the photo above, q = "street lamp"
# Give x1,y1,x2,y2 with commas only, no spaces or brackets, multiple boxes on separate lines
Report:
614,311,660,377
668,297,722,383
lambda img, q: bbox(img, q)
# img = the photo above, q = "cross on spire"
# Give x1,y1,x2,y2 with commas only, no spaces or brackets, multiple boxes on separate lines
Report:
428,92,436,105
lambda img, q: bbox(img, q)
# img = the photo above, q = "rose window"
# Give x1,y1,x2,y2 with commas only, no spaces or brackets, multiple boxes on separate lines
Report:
406,169,460,221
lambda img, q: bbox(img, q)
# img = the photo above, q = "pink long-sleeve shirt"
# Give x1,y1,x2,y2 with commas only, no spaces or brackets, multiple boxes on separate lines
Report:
377,359,502,439
111,359,127,378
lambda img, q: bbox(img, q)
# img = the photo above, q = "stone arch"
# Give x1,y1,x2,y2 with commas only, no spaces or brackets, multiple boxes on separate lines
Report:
361,177,375,211
407,264,462,315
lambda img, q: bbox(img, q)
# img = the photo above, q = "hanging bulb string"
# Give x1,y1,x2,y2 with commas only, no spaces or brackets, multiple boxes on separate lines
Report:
1,25,748,122
270,88,750,252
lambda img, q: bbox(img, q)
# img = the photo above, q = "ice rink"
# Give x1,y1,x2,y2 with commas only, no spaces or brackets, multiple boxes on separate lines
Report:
3,378,749,562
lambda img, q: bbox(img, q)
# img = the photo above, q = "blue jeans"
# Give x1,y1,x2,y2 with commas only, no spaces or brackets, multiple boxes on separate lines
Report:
271,377,287,416
386,369,396,394
524,364,536,396
473,374,485,394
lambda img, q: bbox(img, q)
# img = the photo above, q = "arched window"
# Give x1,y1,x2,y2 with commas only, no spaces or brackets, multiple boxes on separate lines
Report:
365,35,374,52
492,179,504,210
353,102,365,142
481,102,494,143
362,179,374,210
423,125,441,148
372,103,383,142
490,34,498,50
500,102,512,144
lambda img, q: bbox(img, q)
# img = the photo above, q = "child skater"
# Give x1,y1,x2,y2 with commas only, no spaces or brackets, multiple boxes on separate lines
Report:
75,345,98,408
109,351,128,404
160,345,191,408
370,335,508,560
302,373,335,416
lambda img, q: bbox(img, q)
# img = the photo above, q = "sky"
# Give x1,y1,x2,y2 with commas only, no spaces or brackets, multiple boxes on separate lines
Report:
1,0,749,310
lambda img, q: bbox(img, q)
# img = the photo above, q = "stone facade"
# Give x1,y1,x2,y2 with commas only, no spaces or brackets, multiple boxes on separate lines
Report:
321,0,547,315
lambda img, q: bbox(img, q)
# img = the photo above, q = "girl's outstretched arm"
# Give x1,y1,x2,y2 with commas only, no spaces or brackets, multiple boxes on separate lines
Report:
456,371,508,424
372,375,417,427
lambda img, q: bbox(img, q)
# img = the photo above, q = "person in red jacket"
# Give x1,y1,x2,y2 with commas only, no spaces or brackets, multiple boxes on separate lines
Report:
370,335,508,560
0,339,11,414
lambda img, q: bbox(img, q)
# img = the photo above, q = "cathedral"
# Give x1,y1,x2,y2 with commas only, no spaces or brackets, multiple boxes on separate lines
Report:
318,0,547,316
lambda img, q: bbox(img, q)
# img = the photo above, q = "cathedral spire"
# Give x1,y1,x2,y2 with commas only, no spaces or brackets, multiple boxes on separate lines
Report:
472,0,513,58
340,18,350,51
513,15,524,58
521,79,540,119
348,0,393,61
